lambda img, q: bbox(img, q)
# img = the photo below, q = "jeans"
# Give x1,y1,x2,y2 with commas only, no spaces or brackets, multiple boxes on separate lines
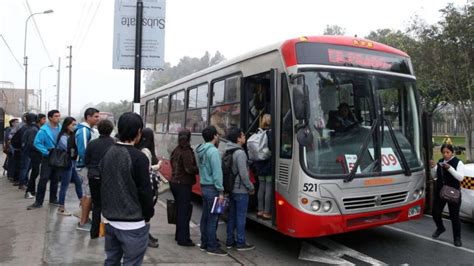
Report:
58,161,83,206
34,157,60,205
105,223,149,266
18,151,31,186
257,176,273,213
433,185,462,239
89,178,101,238
200,185,220,251
226,193,249,247
26,155,41,194
170,182,193,244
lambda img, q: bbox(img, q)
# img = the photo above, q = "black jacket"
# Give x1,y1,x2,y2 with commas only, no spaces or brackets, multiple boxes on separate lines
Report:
23,124,41,158
436,157,461,190
85,135,115,178
100,143,154,222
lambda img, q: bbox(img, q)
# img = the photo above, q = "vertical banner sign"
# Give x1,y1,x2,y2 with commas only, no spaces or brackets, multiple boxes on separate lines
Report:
113,0,166,70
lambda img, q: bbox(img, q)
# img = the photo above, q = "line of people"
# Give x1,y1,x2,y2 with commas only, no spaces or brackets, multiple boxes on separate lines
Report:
2,109,275,264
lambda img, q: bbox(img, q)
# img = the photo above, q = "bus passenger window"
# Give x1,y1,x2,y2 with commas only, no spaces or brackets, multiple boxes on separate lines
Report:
210,76,241,137
169,91,185,133
146,99,156,130
186,84,208,133
155,95,169,133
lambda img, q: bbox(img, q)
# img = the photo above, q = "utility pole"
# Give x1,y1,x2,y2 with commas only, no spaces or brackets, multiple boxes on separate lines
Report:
56,57,61,110
66,46,72,116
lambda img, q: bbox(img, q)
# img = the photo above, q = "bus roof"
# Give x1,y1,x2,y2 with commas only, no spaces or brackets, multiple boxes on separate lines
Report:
143,35,410,97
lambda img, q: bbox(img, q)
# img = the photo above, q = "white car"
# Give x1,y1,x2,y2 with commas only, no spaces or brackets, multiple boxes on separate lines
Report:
459,163,474,220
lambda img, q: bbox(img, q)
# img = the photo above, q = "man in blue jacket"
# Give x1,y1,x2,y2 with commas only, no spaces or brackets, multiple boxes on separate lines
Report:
196,126,227,256
27,110,61,210
76,107,100,231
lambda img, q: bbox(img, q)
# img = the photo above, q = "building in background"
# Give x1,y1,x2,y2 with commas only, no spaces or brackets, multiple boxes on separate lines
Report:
0,88,39,117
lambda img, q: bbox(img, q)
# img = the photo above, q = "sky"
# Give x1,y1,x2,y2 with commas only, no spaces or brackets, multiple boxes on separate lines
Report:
0,0,470,116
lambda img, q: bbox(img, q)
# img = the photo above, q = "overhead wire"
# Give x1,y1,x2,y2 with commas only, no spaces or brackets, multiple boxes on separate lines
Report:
72,1,94,48
75,0,103,59
70,1,88,47
0,34,25,71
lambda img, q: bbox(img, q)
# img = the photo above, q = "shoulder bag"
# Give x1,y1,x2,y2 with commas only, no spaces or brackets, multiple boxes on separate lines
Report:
48,137,70,169
439,164,460,204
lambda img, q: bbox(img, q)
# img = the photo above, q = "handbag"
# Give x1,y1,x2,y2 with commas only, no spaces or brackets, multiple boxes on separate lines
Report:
48,139,70,168
439,163,460,204
167,199,177,224
440,185,460,204
166,198,193,224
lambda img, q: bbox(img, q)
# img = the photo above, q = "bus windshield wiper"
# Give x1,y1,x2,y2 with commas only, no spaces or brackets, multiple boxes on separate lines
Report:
344,119,378,183
384,118,412,176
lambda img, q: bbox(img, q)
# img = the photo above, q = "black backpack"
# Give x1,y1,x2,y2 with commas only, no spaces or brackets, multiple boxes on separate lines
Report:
10,126,27,150
222,148,239,194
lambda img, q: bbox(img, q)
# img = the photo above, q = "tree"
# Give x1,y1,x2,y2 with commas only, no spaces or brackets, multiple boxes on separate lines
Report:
144,51,226,92
323,25,346,35
79,100,132,122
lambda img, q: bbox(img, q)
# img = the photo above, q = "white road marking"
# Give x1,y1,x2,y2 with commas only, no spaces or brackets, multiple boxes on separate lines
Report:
299,239,386,265
384,225,474,254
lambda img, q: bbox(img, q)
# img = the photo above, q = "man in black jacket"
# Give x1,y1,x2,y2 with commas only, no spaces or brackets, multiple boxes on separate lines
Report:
23,114,41,198
85,119,115,239
100,112,154,265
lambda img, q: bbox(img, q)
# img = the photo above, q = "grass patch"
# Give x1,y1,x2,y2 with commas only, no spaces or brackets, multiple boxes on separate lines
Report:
432,135,467,162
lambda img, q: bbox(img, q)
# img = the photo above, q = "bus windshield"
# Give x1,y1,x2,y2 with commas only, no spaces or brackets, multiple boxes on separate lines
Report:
301,70,422,178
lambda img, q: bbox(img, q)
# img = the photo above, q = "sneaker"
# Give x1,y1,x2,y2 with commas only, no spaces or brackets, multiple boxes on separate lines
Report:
432,228,446,239
226,243,235,249
236,244,255,251
76,222,92,231
27,203,42,210
198,244,207,251
148,241,159,248
454,238,462,247
178,241,196,247
18,185,27,190
206,249,228,256
57,209,72,216
24,192,34,199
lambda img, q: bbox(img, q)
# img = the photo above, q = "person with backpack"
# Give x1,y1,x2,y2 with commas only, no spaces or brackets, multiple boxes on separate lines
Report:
55,117,83,216
4,118,18,180
224,127,255,251
170,129,199,247
27,110,62,210
85,119,115,239
195,126,227,256
76,107,100,231
18,113,38,190
249,114,273,220
24,115,44,199
9,113,27,186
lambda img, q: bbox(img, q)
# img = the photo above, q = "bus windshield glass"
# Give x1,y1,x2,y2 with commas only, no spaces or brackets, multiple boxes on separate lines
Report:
301,70,422,178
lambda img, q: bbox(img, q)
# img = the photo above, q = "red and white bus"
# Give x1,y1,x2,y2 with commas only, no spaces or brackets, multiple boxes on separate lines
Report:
141,36,425,238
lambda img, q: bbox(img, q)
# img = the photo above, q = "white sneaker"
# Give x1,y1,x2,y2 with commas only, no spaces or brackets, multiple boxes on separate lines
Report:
24,192,34,199
57,209,72,216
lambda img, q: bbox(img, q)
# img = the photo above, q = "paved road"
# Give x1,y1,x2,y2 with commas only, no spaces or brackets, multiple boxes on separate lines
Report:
159,190,474,265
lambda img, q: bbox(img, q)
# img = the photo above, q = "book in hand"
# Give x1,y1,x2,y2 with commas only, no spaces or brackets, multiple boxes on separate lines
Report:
211,197,228,214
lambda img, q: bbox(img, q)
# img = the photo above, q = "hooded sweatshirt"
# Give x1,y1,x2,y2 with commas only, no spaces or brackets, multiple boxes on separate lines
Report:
33,123,61,157
196,142,223,192
226,142,255,194
75,122,95,168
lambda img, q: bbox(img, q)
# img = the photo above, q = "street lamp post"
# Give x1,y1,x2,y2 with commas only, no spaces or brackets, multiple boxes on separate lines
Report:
23,9,53,113
38,64,54,113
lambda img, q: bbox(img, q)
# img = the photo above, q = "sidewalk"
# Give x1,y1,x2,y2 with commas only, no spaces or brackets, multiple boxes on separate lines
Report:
0,154,238,265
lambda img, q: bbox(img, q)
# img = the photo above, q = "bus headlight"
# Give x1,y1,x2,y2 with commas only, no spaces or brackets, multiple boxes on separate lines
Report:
310,200,321,211
322,201,332,212
413,188,424,200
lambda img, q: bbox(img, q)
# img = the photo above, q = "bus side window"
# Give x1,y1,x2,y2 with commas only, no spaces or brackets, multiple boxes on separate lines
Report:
280,74,293,159
210,76,241,137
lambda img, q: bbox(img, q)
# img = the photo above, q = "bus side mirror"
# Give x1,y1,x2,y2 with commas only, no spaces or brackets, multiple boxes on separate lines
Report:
290,74,309,121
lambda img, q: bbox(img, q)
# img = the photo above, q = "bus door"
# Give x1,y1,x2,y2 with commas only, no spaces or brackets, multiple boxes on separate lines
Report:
242,69,278,226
